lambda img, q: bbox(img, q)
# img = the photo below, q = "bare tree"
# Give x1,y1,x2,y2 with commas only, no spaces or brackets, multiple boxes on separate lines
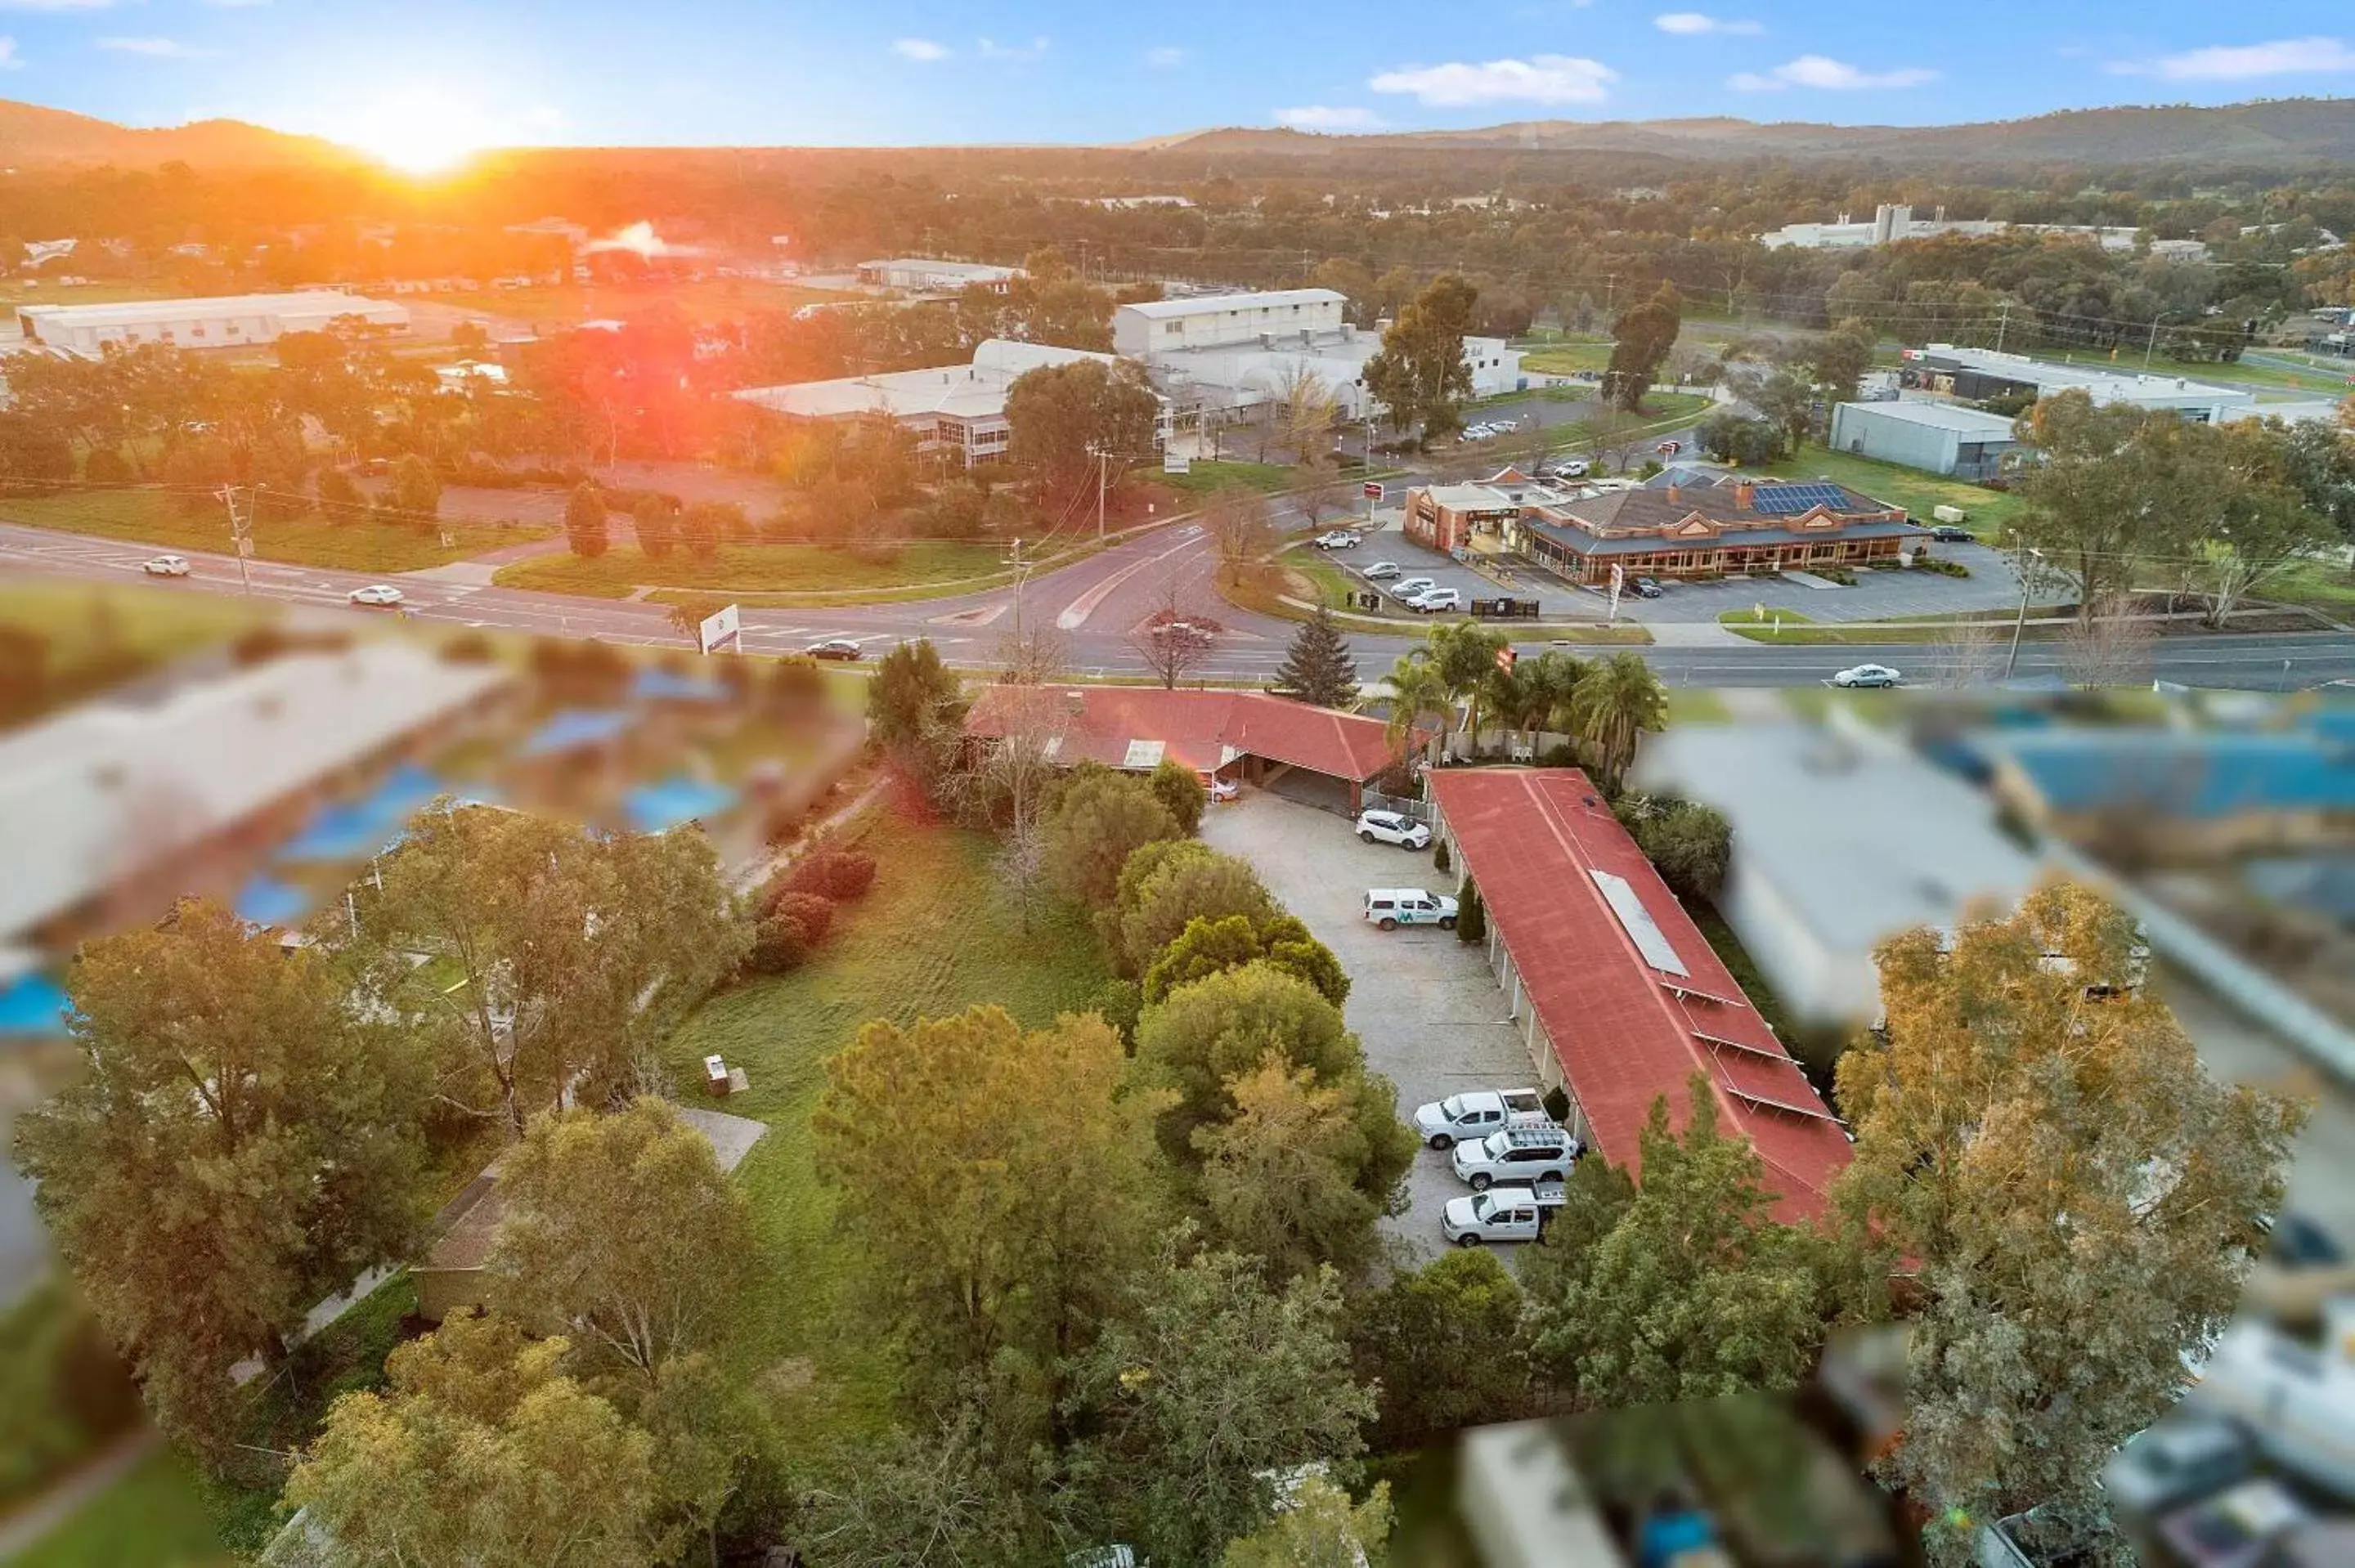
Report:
2061,594,2157,689
1263,363,1340,465
1127,575,1220,690
1200,486,1277,587
943,683,1072,926
1299,477,1357,532
994,617,1074,686
1931,615,2004,690
1581,407,1649,475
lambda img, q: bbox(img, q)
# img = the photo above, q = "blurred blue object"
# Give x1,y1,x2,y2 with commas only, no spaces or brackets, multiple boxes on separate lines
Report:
234,876,312,928
631,666,731,705
0,970,70,1036
622,776,738,834
519,708,634,758
1977,729,2355,819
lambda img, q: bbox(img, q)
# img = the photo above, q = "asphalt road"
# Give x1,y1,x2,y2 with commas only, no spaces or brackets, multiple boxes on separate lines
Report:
5,517,2353,692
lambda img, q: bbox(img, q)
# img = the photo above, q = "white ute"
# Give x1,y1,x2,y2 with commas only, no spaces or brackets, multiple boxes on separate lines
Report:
1411,1089,1548,1149
1442,1180,1565,1246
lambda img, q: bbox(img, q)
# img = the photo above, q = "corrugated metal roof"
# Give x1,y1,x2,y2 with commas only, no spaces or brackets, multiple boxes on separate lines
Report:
1428,768,1851,1222
964,688,1398,784
1119,288,1346,319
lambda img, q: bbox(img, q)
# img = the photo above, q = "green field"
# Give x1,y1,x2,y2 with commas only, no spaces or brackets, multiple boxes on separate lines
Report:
0,489,545,573
1753,445,2026,538
1519,342,1614,374
1156,459,1303,495
0,577,268,672
496,540,1009,598
438,278,850,329
11,1446,232,1568
661,812,1114,1441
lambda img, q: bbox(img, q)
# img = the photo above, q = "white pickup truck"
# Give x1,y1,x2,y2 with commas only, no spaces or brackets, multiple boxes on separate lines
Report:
1410,1089,1550,1149
1442,1180,1566,1246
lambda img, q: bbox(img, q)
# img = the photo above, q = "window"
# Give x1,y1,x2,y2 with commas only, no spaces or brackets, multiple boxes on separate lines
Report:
191,325,206,338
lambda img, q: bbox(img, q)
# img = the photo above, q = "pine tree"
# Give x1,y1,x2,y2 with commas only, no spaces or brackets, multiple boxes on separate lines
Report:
1272,607,1359,708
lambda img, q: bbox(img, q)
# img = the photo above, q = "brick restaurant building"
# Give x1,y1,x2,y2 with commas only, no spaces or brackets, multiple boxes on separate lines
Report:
1402,469,1926,586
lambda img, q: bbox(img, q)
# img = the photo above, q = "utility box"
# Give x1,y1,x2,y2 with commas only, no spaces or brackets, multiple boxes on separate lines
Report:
704,1054,731,1096
1933,504,1968,525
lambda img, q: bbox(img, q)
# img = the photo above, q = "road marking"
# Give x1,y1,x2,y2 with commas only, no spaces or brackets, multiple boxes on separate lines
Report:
1056,533,1205,630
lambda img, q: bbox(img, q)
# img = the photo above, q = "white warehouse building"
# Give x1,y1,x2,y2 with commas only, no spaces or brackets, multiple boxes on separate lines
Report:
1114,288,1525,423
855,258,1026,294
14,291,409,357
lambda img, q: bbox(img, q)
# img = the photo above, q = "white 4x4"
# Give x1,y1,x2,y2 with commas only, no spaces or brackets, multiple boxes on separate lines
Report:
1442,1181,1566,1245
1408,587,1463,614
1411,1089,1549,1149
1355,810,1430,849
1363,888,1456,930
1451,1125,1582,1190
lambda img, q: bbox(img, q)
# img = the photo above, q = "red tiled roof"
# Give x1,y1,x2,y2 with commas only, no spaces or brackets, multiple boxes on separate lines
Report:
1427,768,1851,1223
963,687,1399,784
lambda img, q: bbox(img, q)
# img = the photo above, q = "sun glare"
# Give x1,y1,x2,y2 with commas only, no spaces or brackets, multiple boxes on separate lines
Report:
334,89,506,177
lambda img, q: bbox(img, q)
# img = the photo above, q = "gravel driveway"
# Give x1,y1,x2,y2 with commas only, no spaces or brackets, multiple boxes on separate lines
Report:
1201,791,1537,1261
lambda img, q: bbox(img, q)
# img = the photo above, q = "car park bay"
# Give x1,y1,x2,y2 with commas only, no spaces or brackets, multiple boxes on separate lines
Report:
1204,790,1537,1258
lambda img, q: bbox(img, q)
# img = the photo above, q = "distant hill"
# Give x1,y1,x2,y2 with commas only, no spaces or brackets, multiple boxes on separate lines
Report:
0,99,352,170
1137,99,2355,167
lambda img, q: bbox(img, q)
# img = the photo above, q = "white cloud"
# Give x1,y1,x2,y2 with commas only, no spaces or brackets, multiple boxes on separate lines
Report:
0,38,20,69
1276,105,1385,131
1728,54,1937,90
1369,54,1617,107
890,37,949,62
1146,45,1186,68
977,35,1049,62
2111,36,2355,81
1655,12,1762,35
99,36,221,57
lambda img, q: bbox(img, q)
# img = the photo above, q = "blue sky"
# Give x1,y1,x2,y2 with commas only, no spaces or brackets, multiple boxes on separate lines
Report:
4,1,2355,158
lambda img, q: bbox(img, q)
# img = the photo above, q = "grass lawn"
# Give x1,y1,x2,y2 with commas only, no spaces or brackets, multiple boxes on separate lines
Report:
661,809,1114,1442
12,1446,233,1568
1520,343,1613,374
1751,446,2025,538
496,541,1009,599
1157,459,1303,495
437,278,850,329
1,576,267,670
1662,688,1734,724
2259,558,2355,620
0,489,545,574
1716,607,1953,646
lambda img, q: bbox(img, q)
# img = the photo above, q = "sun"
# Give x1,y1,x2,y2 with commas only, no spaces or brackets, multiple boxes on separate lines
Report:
332,89,505,177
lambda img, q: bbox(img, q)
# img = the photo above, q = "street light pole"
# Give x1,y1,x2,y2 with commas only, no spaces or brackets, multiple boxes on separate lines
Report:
2003,547,2043,679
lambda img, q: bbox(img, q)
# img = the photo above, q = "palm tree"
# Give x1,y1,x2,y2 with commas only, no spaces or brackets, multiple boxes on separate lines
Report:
1516,649,1590,755
1384,654,1456,762
1566,652,1666,793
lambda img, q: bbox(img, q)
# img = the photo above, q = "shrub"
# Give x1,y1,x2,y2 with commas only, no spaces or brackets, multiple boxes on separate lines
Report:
1913,557,1971,579
81,448,132,486
1088,977,1144,1045
1432,838,1451,876
786,847,877,903
316,467,365,513
1456,879,1486,943
745,891,835,974
1148,758,1207,836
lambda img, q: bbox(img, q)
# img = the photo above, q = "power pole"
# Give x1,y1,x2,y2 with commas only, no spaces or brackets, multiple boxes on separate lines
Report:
220,485,253,598
2003,548,2043,679
1994,301,2012,355
2143,315,2162,370
1096,450,1109,543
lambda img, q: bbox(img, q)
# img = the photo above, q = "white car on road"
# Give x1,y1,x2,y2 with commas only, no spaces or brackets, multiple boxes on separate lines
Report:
1442,1182,1566,1246
347,584,406,608
1354,809,1431,849
1411,1089,1549,1149
141,555,192,577
1832,663,1903,689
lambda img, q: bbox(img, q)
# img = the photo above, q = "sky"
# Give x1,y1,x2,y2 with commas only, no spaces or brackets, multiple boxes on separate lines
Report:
2,1,2355,163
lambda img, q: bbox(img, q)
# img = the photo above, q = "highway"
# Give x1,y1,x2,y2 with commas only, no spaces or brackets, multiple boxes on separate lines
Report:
5,517,2353,692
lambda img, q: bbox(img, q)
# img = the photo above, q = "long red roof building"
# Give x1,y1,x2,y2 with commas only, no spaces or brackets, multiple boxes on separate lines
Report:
1426,767,1852,1221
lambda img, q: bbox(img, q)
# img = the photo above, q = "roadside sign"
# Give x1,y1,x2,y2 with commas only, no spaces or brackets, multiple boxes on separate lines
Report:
1163,451,1191,475
1362,482,1384,500
1495,646,1517,674
698,603,742,655
1607,564,1625,625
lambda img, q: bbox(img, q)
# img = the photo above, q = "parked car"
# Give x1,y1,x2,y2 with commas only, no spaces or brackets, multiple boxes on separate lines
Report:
1312,531,1360,549
1931,525,1974,544
141,554,192,577
1411,1089,1549,1149
1632,576,1664,598
805,638,864,661
1392,577,1437,598
1832,663,1904,688
1355,809,1431,849
1442,1181,1566,1246
1363,888,1457,931
347,584,405,607
1364,561,1402,581
1451,1125,1582,1191
1548,458,1591,478
2102,1417,2253,1525
1408,587,1464,614
2157,1477,2309,1568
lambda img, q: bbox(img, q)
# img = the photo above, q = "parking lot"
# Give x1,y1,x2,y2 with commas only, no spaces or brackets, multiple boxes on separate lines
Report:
1201,791,1537,1261
1323,517,1589,619
1620,540,2071,624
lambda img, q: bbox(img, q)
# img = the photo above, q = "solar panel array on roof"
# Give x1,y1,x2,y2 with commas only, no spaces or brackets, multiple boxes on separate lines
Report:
1121,738,1167,769
1590,869,1689,976
1750,482,1847,515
